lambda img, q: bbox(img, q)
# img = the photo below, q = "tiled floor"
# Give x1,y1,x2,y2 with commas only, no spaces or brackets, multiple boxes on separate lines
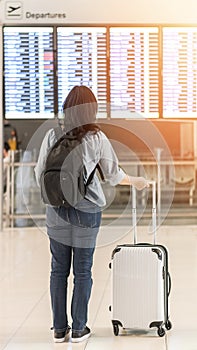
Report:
0,224,197,350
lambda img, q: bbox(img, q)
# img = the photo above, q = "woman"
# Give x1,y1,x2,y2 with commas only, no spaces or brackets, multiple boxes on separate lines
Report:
35,86,149,343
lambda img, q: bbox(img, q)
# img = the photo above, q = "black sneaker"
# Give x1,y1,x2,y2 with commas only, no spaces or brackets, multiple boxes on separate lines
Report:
53,326,71,343
71,326,91,343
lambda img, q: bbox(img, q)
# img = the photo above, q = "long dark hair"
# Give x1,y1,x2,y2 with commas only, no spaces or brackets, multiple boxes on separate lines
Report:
62,85,100,140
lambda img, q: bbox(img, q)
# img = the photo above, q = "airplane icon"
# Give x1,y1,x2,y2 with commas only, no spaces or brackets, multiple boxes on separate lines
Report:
8,5,21,13
6,2,22,18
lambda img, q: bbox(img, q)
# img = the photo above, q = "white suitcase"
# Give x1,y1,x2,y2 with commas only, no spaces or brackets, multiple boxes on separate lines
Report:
110,181,172,337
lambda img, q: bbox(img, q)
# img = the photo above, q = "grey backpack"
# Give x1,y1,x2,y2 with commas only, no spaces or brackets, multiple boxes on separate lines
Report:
40,126,103,207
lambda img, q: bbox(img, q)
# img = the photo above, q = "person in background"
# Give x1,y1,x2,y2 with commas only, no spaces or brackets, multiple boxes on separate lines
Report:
34,86,149,343
4,120,18,150
3,142,10,193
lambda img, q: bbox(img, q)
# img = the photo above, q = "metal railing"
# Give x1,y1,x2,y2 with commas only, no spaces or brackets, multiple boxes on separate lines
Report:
3,150,197,228
3,150,45,228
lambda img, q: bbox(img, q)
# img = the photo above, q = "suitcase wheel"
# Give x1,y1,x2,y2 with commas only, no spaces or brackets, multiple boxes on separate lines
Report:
113,323,119,336
165,320,172,331
157,327,165,337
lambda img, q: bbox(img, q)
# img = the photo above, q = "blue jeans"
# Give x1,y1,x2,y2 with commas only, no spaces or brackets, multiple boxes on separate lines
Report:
48,200,102,332
46,199,101,248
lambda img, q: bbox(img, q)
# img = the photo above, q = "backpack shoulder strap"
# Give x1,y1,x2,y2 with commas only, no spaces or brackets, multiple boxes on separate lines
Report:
86,163,105,187
96,163,105,181
53,125,64,141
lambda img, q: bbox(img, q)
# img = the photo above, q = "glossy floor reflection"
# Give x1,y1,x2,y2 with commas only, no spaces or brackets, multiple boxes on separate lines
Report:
0,224,197,349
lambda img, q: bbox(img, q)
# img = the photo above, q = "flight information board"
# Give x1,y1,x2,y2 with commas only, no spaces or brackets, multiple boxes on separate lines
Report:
163,27,197,118
3,27,54,119
57,27,107,118
3,25,197,120
110,27,159,118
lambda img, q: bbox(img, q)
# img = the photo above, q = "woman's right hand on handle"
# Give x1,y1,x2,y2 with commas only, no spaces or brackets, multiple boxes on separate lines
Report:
119,175,150,191
131,176,150,191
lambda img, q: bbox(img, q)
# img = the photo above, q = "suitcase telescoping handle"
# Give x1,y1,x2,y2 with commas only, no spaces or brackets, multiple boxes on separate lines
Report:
132,181,157,245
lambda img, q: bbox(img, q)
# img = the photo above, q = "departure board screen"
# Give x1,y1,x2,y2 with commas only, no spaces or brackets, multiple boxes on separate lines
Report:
163,27,197,118
57,27,107,118
110,27,159,118
3,27,54,119
4,25,197,120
